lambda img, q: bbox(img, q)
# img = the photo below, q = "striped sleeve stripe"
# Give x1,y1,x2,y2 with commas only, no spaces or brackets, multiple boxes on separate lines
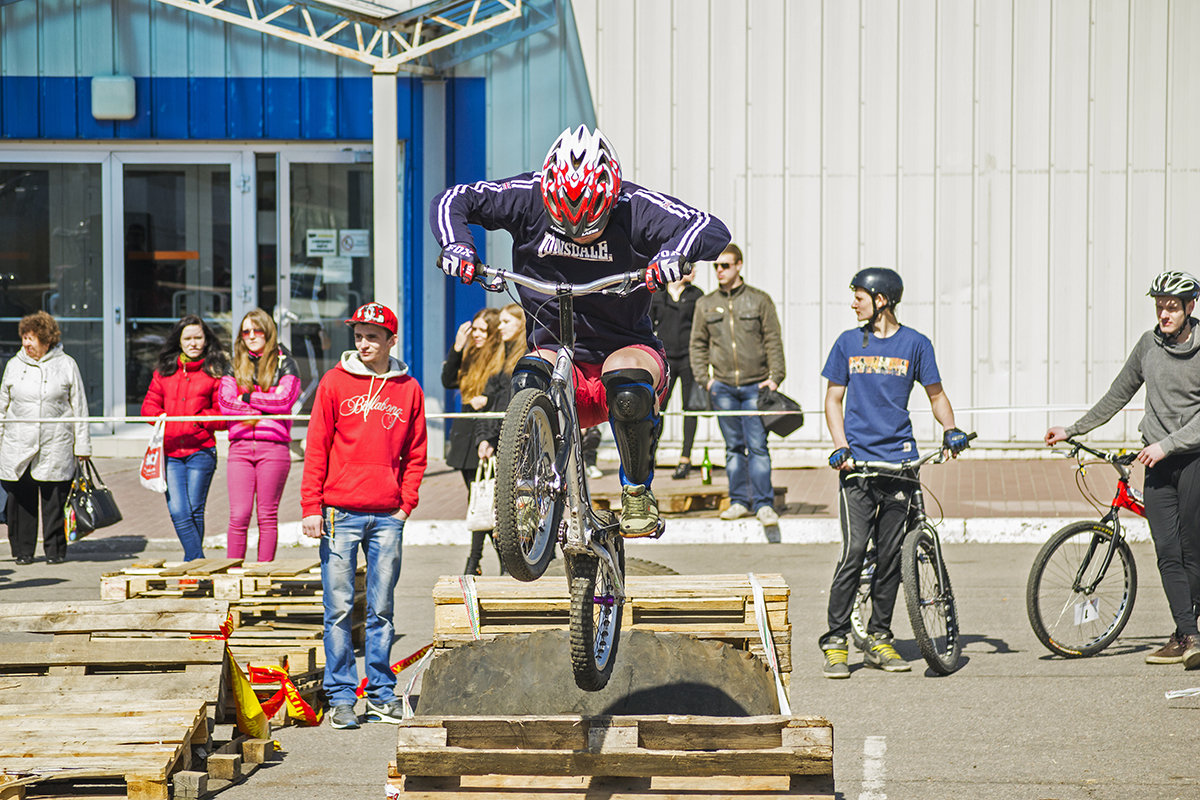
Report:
436,178,539,243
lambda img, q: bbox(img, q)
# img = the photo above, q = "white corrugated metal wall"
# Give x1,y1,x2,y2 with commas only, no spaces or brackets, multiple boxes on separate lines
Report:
571,0,1200,454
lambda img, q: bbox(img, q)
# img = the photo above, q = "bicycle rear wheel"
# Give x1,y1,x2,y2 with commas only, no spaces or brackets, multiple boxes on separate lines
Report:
569,533,625,691
901,525,962,674
494,389,562,582
1026,521,1137,657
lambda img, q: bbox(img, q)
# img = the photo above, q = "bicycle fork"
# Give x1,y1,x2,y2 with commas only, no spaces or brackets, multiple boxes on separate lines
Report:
548,351,626,599
1074,512,1122,594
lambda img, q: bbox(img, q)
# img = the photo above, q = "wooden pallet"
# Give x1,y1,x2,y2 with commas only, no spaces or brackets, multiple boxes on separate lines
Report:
432,574,791,679
0,700,208,800
100,558,365,652
592,486,788,514
0,598,230,638
389,715,833,799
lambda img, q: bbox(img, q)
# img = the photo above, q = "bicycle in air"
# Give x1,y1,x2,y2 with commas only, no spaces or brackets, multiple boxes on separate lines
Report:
478,263,664,691
1026,438,1141,657
846,433,976,675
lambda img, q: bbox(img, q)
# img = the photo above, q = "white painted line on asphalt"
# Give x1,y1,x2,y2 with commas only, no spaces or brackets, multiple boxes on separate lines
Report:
859,735,887,800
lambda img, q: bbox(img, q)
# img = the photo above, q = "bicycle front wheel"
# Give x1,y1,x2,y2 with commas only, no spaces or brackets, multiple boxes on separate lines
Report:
495,388,562,582
849,553,875,650
1026,521,1137,657
901,525,962,675
569,535,625,691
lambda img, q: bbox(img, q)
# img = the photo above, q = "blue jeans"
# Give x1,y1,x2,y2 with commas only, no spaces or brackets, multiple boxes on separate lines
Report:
710,381,774,511
165,448,217,561
320,508,404,708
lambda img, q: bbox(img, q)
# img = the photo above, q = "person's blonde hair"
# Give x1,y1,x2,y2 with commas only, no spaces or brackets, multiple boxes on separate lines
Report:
500,303,527,374
458,308,504,399
232,308,279,391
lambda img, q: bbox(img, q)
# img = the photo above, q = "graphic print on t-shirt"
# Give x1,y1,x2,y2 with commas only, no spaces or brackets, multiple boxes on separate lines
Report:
849,356,911,377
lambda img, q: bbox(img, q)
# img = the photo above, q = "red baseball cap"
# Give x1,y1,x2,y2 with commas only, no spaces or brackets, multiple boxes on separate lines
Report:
345,302,398,336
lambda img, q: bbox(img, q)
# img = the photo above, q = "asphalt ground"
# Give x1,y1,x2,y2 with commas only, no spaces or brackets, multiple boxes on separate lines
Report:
7,529,1199,799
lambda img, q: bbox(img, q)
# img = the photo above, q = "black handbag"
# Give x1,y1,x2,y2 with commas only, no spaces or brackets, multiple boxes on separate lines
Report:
757,388,805,437
65,459,123,541
686,381,712,412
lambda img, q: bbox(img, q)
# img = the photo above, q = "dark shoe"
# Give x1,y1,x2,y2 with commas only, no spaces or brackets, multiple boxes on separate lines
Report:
619,484,661,537
1183,635,1200,670
1146,632,1188,664
46,556,66,565
821,637,851,679
672,462,691,480
13,556,35,566
328,704,360,729
863,633,911,672
463,555,482,576
364,698,406,724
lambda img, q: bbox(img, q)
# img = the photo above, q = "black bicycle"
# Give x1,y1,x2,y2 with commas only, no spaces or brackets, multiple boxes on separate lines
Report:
479,263,662,691
1026,438,1141,657
846,434,975,675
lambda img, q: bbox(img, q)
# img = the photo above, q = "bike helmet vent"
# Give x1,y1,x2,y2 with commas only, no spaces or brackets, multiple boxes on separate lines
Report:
1147,270,1200,301
850,267,904,307
540,125,622,239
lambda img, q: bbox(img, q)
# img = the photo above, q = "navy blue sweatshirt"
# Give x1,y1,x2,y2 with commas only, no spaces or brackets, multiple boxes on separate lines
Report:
431,172,731,363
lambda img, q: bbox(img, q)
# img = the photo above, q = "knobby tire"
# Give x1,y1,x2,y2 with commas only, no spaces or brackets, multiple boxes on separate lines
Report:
568,533,625,691
494,389,561,582
901,525,962,674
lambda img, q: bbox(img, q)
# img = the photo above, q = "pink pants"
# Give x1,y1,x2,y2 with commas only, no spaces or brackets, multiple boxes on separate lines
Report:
226,439,291,562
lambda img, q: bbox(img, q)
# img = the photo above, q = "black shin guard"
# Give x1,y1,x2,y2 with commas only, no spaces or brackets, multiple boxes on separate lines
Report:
602,368,661,486
511,355,552,394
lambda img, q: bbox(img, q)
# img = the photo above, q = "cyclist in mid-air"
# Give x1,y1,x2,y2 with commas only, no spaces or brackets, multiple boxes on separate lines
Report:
819,268,969,678
1046,271,1200,670
430,125,730,537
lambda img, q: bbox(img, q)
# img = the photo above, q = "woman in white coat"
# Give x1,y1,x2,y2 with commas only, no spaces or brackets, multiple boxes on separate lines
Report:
0,311,92,565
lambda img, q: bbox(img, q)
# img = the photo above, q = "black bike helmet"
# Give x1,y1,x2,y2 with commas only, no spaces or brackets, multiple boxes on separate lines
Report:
1147,270,1200,301
850,267,904,307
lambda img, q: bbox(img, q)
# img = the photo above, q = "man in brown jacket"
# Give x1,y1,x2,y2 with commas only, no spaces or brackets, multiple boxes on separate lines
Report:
690,244,786,523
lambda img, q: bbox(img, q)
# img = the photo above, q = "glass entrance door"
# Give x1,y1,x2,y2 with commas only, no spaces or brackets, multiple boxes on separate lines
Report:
114,154,255,413
277,153,380,411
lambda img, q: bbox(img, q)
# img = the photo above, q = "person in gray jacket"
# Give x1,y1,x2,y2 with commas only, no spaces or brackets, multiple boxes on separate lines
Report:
0,311,92,565
690,243,786,524
1047,271,1200,669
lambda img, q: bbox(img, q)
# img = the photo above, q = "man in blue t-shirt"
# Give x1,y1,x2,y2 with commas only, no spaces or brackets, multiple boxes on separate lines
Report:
818,268,970,678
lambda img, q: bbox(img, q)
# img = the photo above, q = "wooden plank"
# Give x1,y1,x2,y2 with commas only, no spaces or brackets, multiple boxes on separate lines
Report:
158,559,243,577
0,599,229,635
0,640,225,670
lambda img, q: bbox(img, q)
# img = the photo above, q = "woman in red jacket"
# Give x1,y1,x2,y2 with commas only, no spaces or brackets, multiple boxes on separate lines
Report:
141,315,228,560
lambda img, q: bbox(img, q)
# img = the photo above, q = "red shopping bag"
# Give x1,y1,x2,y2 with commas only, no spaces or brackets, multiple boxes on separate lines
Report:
140,414,168,493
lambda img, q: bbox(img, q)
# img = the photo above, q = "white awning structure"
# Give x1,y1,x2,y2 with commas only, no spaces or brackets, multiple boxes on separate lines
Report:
152,0,525,75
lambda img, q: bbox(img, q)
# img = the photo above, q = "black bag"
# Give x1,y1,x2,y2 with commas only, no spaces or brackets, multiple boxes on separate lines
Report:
65,459,123,541
686,381,712,412
757,388,804,437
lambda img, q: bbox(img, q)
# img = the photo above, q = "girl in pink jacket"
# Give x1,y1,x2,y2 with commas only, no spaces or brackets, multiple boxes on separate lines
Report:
219,309,301,561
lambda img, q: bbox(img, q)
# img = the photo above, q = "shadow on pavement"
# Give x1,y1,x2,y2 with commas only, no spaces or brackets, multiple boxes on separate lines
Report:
62,536,150,561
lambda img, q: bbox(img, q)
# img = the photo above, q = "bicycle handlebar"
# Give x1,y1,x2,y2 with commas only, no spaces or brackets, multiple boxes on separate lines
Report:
847,432,978,475
475,264,651,298
1059,437,1136,479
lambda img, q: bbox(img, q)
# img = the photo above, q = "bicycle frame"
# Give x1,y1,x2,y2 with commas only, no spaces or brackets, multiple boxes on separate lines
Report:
479,264,649,599
1060,438,1144,596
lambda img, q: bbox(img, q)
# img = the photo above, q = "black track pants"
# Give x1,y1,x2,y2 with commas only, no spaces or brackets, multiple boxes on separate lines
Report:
1143,452,1200,637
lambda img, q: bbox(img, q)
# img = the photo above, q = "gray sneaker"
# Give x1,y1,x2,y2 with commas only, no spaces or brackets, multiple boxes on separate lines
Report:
364,698,406,724
863,633,911,672
821,637,851,679
720,502,750,521
328,704,360,729
619,484,661,537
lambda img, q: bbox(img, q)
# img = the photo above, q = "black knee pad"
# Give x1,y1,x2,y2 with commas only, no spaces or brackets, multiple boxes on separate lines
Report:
511,355,551,394
602,369,661,486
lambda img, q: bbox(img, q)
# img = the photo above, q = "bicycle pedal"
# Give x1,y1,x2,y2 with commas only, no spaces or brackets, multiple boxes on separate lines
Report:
619,520,666,540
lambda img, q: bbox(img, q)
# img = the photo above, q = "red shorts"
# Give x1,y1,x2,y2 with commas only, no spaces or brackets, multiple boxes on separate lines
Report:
574,345,670,429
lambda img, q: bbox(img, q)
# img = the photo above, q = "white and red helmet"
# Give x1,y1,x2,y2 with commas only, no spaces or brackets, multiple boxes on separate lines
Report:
540,125,621,239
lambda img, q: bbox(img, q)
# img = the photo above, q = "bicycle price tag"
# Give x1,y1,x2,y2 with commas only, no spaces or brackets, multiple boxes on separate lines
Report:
1074,598,1100,625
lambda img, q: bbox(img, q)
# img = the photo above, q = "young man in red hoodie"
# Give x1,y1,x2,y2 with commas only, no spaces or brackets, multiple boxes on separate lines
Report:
300,302,428,729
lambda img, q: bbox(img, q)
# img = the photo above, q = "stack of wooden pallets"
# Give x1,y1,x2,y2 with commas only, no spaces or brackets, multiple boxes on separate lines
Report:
431,573,791,685
0,600,229,799
100,557,364,670
388,714,834,798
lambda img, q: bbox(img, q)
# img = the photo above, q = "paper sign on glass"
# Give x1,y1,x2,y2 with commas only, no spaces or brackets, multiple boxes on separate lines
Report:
339,229,370,258
306,229,337,257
